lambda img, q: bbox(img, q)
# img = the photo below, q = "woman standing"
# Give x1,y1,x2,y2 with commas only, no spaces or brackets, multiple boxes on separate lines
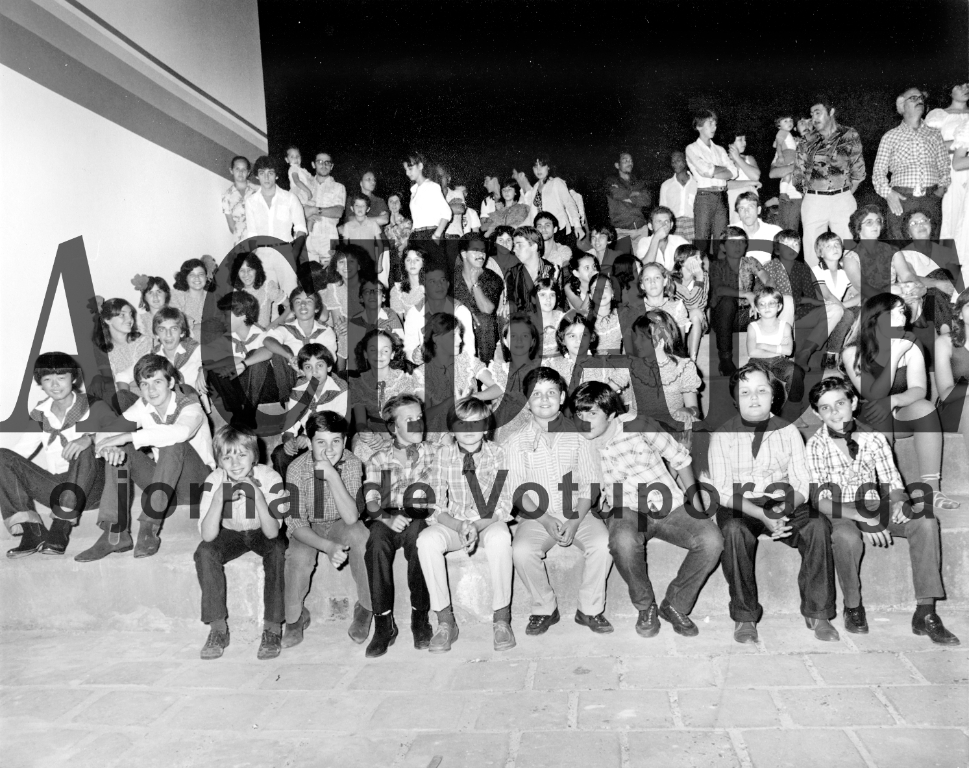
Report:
521,157,584,244
221,156,258,244
926,82,969,254
726,132,762,224
384,192,413,265
403,152,452,242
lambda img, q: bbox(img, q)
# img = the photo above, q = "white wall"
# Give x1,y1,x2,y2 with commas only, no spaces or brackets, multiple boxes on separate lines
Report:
0,64,239,445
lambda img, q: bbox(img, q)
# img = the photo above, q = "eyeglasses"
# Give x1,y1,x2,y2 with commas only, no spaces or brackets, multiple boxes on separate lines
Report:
318,160,334,166
758,301,780,308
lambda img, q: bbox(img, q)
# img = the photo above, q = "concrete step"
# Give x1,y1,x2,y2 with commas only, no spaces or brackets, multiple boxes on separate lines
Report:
3,507,966,630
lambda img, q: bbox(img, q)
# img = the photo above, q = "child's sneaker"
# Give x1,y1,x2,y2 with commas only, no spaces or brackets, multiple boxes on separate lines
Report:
257,630,282,660
200,628,230,660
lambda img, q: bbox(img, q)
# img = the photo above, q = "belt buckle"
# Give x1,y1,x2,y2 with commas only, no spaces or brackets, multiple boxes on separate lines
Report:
912,185,924,198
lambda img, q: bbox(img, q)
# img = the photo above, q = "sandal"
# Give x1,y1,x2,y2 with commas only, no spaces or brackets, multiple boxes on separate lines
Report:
932,492,961,510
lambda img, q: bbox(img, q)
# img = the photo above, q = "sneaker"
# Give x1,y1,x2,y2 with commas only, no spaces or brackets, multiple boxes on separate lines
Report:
429,622,459,654
257,629,282,660
493,620,516,651
200,627,230,660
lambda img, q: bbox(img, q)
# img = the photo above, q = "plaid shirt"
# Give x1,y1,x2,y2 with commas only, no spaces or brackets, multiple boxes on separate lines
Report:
872,120,951,197
428,441,512,524
365,442,438,510
287,449,364,530
806,422,904,505
590,415,691,514
793,124,866,193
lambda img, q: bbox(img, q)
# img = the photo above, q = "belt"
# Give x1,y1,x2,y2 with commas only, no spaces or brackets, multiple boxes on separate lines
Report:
893,185,938,198
805,188,849,196
695,188,726,195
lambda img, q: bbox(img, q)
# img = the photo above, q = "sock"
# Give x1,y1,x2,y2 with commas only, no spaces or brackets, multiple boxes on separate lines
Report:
436,606,455,626
210,618,227,633
493,606,512,623
914,601,935,620
263,620,281,636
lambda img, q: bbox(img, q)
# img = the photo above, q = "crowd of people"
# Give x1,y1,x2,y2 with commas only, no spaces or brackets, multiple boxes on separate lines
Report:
1,85,967,662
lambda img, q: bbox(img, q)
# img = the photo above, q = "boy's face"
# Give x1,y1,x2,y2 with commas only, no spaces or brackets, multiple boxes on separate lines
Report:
352,199,369,218
292,292,317,322
776,238,800,260
453,424,486,450
527,379,565,420
155,318,184,352
576,404,614,440
39,373,74,401
779,117,794,132
139,371,176,410
512,236,534,260
256,167,277,190
394,403,424,444
361,172,377,193
735,370,773,422
312,430,346,465
230,311,248,334
650,211,673,236
698,118,717,139
425,270,449,301
724,237,747,260
286,149,301,166
301,356,330,383
736,199,759,227
536,218,556,242
813,389,857,432
231,160,250,184
221,445,255,482
591,230,610,252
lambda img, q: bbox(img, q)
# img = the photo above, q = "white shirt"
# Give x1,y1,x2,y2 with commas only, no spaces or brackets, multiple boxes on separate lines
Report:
740,220,782,265
410,180,453,230
685,139,738,190
812,265,852,302
480,196,499,221
403,302,476,363
268,320,338,359
197,464,287,534
230,325,269,362
445,190,482,236
522,177,582,234
253,247,298,298
635,233,690,270
101,393,215,468
659,173,698,219
12,393,101,475
284,375,349,437
245,187,307,241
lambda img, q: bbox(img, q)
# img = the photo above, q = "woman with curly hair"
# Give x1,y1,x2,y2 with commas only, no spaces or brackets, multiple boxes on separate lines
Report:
171,257,216,342
389,244,426,318
230,251,288,330
936,289,969,457
134,276,172,341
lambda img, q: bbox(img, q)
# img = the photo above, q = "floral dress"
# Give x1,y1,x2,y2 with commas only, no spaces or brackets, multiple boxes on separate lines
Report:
171,290,208,342
245,281,286,329
594,311,623,354
350,365,425,462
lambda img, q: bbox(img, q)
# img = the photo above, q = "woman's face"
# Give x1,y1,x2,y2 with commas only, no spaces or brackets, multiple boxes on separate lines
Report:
533,162,550,181
537,288,557,313
108,306,135,336
404,162,422,182
906,213,932,241
576,257,597,284
388,195,402,214
432,330,459,359
238,263,256,288
889,302,907,329
186,267,207,292
640,267,666,297
952,82,969,101
345,256,359,280
732,135,747,153
596,281,614,312
367,335,393,370
496,233,514,252
859,213,882,240
507,323,533,359
501,185,517,203
145,286,167,312
404,251,423,276
231,160,250,184
563,323,586,357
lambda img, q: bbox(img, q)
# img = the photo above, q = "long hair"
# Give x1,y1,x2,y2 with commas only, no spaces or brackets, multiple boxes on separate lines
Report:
853,293,909,375
951,289,969,348
396,244,428,295
644,309,688,359
566,253,600,296
638,261,674,300
94,298,142,353
230,252,267,290
611,253,639,305
500,313,541,361
173,258,216,293
355,327,409,373
138,277,172,311
556,315,599,357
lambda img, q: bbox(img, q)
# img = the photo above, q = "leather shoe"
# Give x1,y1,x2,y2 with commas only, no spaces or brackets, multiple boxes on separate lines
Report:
636,604,660,638
412,609,433,650
429,621,459,653
575,610,614,634
40,519,71,555
843,605,869,634
493,620,516,651
348,602,373,645
525,608,561,636
281,608,310,649
257,629,282,660
806,617,840,642
659,599,699,637
133,523,161,559
200,627,230,660
74,530,133,562
366,614,398,658
6,523,46,559
912,612,961,646
734,621,758,644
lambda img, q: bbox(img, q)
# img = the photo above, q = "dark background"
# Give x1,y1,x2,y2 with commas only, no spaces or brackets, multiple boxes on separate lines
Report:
258,0,968,224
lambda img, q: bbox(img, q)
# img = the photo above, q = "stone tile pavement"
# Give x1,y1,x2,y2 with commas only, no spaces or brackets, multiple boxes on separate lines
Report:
1,611,966,768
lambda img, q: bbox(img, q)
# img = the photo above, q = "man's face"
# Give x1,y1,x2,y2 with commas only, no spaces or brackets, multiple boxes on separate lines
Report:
313,154,333,177
527,379,565,420
361,172,376,193
362,282,382,310
513,236,534,262
576,404,614,440
231,159,250,184
256,167,277,190
899,89,926,119
650,212,673,236
670,152,686,173
907,213,932,240
484,176,500,195
312,430,345,465
536,218,556,242
425,270,449,301
813,389,857,433
735,370,773,422
617,154,634,174
139,371,175,410
462,246,486,270
394,403,424,444
810,104,834,132
736,200,760,227
698,118,717,140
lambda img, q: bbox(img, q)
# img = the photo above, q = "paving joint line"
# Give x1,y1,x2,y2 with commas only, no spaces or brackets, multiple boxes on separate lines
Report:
667,690,685,729
727,728,754,768
504,730,522,768
566,690,579,730
843,727,880,768
894,651,932,684
869,685,907,726
766,688,797,728
617,729,631,768
801,654,827,686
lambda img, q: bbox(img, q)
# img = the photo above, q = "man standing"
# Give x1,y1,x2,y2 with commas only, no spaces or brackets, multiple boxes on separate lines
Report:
873,87,950,241
685,110,738,256
343,170,390,226
779,98,865,267
659,151,697,242
305,151,346,265
244,155,305,294
605,152,651,247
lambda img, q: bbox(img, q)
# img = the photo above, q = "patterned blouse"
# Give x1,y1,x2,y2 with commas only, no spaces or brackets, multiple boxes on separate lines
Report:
108,335,153,379
170,290,208,342
245,281,287,329
384,217,413,259
390,282,425,317
423,351,486,408
221,182,260,244
762,258,822,321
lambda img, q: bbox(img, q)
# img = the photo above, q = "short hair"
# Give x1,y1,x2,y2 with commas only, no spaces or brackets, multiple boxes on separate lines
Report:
288,286,323,319
774,229,801,257
138,276,172,311
230,252,267,290
571,380,624,417
359,277,387,304
446,395,494,432
774,113,794,127
403,151,428,169
217,291,259,327
849,204,884,240
557,314,599,356
754,286,785,310
173,258,215,292
152,306,190,339
33,352,83,390
513,226,545,258
500,178,521,202
724,225,749,244
649,205,675,224
809,376,858,412
229,155,251,171
285,145,301,155
349,192,370,208
902,208,935,232
330,244,377,286
501,313,541,360
423,312,467,358
811,95,836,114
314,149,333,162
671,243,703,280
532,155,556,175
213,425,258,462
493,225,516,243
381,393,424,429
534,211,560,230
460,233,488,254
305,411,349,439
95,298,142,353
522,365,567,398
815,231,844,258
591,223,618,247
252,155,279,177
356,327,407,373
296,342,336,371
693,108,717,129
734,191,761,212
729,361,781,405
133,354,179,387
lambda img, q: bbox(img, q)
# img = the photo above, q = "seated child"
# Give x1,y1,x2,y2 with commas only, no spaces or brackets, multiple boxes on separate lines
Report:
806,377,959,645
419,397,515,653
194,426,287,660
77,355,215,561
264,287,339,401
532,277,565,359
671,244,709,360
746,287,804,402
283,412,372,649
0,352,112,557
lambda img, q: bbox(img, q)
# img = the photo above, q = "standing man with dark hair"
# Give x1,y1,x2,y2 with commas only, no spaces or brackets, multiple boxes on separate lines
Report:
685,110,738,256
305,150,346,266
775,98,865,267
874,87,950,241
245,155,307,287
659,151,697,243
605,152,651,249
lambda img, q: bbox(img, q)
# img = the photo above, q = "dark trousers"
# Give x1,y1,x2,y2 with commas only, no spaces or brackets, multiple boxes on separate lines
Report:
194,527,286,625
206,360,279,430
693,191,728,255
97,442,209,532
779,196,803,233
607,504,723,615
271,444,306,482
0,447,104,533
716,499,836,623
886,188,943,241
365,516,430,615
711,297,752,365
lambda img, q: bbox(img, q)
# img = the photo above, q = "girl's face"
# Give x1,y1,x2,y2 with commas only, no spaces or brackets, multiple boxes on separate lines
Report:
756,295,781,319
496,233,514,252
953,82,969,101
860,214,882,240
220,445,255,482
732,136,747,153
145,286,167,312
640,267,666,298
336,256,348,280
404,251,424,276
238,263,256,288
345,256,359,280
292,292,317,322
404,162,422,182
506,323,533,359
367,335,393,370
388,195,401,214
537,288,557,313
108,306,135,336
501,185,516,203
187,267,207,292
778,117,794,132
563,323,586,357
596,281,614,312
819,239,843,264
155,318,183,352
576,257,597,284
231,160,250,184
533,162,550,181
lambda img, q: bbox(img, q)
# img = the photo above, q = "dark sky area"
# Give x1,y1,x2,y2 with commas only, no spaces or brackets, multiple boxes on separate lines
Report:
258,0,968,223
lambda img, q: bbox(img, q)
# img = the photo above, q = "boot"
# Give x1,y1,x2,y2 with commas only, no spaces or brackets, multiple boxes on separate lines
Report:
412,609,433,650
6,522,46,559
75,528,134,562
348,602,373,645
41,519,72,555
366,613,398,658
133,522,161,558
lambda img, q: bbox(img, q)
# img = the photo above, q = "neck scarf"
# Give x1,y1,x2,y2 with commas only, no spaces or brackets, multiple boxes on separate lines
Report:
740,415,772,459
30,393,88,447
282,323,327,346
230,331,260,357
457,442,483,472
393,438,421,464
828,420,860,460
147,392,194,425
171,338,199,371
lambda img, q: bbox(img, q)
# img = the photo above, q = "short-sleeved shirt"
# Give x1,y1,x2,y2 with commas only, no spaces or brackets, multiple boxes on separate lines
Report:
198,464,287,533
